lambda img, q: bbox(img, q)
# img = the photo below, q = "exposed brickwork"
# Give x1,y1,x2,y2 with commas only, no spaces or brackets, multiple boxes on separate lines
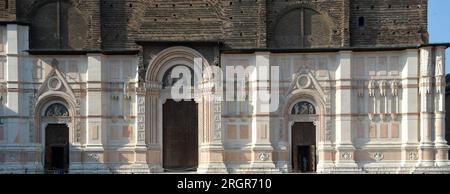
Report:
0,0,16,21
16,0,101,50
349,0,428,46
8,0,430,49
267,0,346,48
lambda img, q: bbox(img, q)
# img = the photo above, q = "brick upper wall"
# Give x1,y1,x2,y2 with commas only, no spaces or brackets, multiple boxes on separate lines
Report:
9,0,430,49
0,0,16,21
15,0,101,50
350,0,428,47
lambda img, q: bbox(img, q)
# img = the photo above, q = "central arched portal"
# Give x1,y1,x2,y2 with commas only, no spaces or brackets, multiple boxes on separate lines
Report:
145,46,213,173
289,101,318,173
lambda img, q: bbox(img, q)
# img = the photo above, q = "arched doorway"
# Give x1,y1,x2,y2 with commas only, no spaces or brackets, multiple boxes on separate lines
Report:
289,101,318,173
42,102,71,173
145,46,219,173
158,61,200,172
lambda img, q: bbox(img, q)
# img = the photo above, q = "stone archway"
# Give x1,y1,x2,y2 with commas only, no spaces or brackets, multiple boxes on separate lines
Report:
143,46,226,173
288,101,318,173
283,89,331,173
35,94,77,173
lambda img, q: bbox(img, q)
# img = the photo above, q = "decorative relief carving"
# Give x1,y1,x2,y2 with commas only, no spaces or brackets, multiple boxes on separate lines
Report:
29,95,35,142
87,153,100,162
409,152,418,160
373,152,384,161
291,101,316,115
138,131,145,141
296,74,311,89
436,49,444,76
420,48,431,77
390,80,400,96
212,93,223,141
342,152,352,160
137,87,146,142
45,103,69,117
391,113,398,121
74,97,81,143
325,119,334,142
368,113,375,122
259,153,269,161
380,113,386,122
47,76,62,91
312,120,319,126
379,80,388,97
368,80,377,97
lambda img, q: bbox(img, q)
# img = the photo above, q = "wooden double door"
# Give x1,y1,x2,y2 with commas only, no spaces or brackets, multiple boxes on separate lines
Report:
163,100,198,172
292,122,316,173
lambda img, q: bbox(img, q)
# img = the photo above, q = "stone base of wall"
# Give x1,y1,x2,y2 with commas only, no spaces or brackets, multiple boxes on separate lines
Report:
2,162,450,174
0,164,44,174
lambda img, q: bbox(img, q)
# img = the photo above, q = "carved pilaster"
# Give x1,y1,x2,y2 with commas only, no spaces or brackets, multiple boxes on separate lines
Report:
136,85,146,145
417,47,435,167
197,80,227,173
434,46,450,166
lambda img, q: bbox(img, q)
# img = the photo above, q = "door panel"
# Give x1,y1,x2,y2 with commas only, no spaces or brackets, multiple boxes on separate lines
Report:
45,124,69,172
291,122,316,173
163,100,198,171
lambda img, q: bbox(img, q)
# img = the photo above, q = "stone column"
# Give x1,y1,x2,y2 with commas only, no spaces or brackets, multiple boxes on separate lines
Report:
197,70,227,173
434,46,450,166
400,49,420,167
249,52,276,171
417,47,435,167
334,51,358,170
84,53,107,172
145,81,163,172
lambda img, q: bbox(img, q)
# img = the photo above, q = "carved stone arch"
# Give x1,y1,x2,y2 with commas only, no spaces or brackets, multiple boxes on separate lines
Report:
283,89,326,121
271,3,337,48
34,91,78,144
145,46,210,83
282,88,331,172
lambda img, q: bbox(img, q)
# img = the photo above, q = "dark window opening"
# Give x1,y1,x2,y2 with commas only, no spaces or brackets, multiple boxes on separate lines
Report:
358,17,365,27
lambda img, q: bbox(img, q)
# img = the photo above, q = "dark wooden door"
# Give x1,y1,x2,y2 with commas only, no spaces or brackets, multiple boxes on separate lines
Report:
163,100,198,171
291,122,316,173
45,124,69,173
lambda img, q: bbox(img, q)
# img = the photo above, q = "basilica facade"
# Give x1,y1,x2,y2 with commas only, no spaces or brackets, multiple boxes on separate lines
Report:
0,0,449,173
